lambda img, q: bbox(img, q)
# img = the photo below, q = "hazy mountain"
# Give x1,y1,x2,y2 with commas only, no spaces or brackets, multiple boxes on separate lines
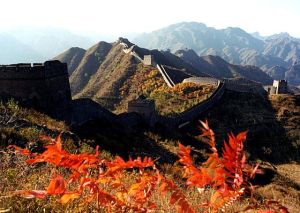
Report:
0,27,98,64
0,33,44,64
134,22,300,85
265,32,300,42
251,32,266,40
285,63,300,85
134,22,264,64
265,66,287,80
263,35,300,65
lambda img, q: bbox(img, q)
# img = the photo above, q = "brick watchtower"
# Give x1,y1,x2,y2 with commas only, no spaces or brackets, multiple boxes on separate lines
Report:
0,60,72,116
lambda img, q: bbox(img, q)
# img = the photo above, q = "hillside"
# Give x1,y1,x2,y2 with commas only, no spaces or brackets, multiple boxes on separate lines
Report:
70,42,113,95
189,91,300,163
75,48,215,115
134,22,300,85
56,39,217,113
115,64,216,115
1,91,299,212
53,47,86,75
56,38,273,109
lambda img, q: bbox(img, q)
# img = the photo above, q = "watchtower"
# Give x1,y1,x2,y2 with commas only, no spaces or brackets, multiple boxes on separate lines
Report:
273,80,288,94
143,55,154,66
0,60,72,116
127,95,155,118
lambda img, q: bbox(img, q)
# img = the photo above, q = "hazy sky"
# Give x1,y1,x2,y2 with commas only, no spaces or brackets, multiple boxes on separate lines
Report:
1,0,300,37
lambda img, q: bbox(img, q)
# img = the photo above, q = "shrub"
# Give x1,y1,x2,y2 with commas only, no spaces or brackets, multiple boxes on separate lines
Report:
7,121,289,212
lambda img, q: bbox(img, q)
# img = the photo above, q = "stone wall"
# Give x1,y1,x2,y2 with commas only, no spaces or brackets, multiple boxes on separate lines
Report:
183,77,219,86
0,60,72,116
127,99,155,118
152,82,226,128
143,55,154,66
224,78,266,94
273,80,288,94
156,64,175,87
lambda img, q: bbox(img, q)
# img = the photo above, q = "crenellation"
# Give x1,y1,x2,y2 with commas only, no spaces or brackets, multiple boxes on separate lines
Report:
0,60,72,116
264,80,288,95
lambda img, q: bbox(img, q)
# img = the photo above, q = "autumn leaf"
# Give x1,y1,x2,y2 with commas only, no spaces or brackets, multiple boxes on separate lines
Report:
60,192,81,204
15,190,47,199
46,172,66,195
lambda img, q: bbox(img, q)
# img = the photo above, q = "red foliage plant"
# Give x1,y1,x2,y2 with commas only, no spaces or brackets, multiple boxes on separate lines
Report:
8,121,289,213
178,120,288,213
9,135,193,212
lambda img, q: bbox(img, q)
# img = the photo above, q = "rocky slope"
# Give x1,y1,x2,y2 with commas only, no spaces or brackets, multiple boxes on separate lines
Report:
54,47,86,75
56,39,208,100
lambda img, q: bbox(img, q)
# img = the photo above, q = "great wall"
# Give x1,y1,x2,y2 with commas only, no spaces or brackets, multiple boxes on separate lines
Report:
0,60,72,117
0,60,117,125
118,37,291,128
119,38,228,128
0,38,288,129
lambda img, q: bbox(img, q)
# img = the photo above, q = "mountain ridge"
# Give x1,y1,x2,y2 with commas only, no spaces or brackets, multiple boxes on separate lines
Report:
55,38,273,104
134,22,300,85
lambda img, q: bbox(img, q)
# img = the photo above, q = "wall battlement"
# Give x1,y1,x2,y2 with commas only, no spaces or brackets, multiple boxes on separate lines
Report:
0,60,68,79
0,60,72,117
264,80,288,95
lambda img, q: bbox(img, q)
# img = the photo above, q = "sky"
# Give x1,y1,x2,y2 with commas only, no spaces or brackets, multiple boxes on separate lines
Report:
1,0,300,37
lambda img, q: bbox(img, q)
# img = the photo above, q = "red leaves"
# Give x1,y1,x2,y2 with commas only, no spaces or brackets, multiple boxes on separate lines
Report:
178,120,262,212
60,192,80,204
222,131,248,189
14,190,47,199
8,145,32,156
46,172,66,195
10,134,166,212
104,156,155,176
10,122,289,212
158,174,195,213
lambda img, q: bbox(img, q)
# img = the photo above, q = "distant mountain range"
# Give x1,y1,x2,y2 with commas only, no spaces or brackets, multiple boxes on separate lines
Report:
0,33,44,64
0,28,98,64
134,22,300,85
0,28,139,64
2,22,299,86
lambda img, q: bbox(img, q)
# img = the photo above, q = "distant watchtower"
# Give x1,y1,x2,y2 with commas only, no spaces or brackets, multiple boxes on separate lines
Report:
143,55,154,66
273,80,288,94
0,60,72,116
127,95,155,118
265,80,288,95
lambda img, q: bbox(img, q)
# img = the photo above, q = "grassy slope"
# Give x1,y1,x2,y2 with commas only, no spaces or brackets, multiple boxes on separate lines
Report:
0,101,68,149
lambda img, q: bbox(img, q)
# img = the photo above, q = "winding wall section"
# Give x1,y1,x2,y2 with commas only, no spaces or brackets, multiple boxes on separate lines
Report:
119,40,226,128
